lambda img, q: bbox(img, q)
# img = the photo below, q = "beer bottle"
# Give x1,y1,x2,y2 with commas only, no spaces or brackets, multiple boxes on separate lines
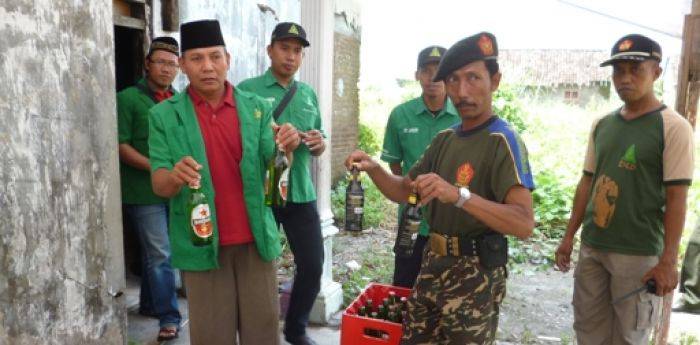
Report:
344,165,364,233
388,291,397,305
265,145,290,207
188,180,213,246
395,191,422,256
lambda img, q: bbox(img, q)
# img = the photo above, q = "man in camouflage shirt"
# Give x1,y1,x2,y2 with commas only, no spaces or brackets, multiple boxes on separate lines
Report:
346,32,535,344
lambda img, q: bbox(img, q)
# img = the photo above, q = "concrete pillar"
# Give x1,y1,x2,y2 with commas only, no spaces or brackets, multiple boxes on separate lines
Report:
299,0,344,323
0,0,126,343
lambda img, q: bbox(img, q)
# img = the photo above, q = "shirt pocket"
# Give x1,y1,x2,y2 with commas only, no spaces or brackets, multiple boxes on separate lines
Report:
290,100,319,132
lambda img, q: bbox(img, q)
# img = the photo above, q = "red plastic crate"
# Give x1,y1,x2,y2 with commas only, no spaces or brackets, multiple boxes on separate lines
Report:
341,283,412,345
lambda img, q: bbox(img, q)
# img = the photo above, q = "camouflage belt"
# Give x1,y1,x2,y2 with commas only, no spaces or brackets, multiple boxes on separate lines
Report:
429,233,478,256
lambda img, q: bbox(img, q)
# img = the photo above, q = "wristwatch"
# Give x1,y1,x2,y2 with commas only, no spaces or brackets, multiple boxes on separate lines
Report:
454,187,471,208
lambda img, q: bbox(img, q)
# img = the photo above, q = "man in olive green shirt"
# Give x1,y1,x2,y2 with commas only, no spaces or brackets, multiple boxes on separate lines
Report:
555,34,694,344
346,32,534,344
238,22,325,345
116,36,181,341
381,45,459,288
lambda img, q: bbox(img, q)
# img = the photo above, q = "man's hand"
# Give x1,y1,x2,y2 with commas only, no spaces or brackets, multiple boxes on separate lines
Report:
414,173,459,205
555,236,575,272
345,150,380,172
170,156,202,188
642,261,678,296
302,129,325,155
274,123,301,153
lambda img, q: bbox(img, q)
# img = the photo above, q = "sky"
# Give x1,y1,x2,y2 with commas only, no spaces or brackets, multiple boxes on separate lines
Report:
359,0,692,86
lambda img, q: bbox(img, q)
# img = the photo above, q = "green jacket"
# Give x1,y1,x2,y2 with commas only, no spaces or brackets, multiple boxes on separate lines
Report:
117,78,174,205
148,87,280,271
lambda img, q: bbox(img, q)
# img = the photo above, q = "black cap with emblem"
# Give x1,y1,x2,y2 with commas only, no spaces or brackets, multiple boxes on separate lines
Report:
433,32,498,82
180,19,226,54
600,34,662,67
271,22,310,47
417,46,447,69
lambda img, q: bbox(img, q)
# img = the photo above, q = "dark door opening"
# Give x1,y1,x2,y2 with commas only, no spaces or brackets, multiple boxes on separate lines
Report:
114,25,145,92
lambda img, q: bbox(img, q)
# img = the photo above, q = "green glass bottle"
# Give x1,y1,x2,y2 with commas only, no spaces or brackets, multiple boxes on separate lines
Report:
188,180,213,246
344,166,364,233
264,145,290,207
395,191,422,256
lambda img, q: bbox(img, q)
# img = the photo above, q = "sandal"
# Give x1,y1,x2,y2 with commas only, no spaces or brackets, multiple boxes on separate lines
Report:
157,326,179,342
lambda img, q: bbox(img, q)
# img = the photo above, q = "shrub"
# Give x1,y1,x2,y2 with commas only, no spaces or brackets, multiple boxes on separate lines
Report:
357,123,381,157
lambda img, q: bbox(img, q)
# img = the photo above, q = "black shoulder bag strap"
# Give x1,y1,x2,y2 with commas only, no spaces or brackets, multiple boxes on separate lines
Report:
273,81,298,121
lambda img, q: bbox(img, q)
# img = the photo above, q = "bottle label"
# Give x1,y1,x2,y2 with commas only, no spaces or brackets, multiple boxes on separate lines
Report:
279,167,290,201
406,219,420,233
191,204,213,239
354,207,363,215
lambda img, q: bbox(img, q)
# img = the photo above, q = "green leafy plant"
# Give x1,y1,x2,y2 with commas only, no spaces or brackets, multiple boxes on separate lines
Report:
357,123,381,157
493,86,528,133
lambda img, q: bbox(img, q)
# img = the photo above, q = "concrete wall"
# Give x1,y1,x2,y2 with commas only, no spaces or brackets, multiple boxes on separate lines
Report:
0,1,125,344
331,12,361,184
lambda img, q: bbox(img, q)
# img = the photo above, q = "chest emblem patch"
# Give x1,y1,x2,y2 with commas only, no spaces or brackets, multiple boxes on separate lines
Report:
254,108,262,119
455,163,474,187
618,144,637,171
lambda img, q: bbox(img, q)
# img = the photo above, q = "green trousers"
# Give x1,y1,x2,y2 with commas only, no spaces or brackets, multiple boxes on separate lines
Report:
680,223,700,309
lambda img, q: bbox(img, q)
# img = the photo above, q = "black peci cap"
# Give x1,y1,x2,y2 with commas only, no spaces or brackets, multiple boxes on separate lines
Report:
180,19,226,53
600,34,662,67
417,46,446,69
433,32,498,82
271,22,310,47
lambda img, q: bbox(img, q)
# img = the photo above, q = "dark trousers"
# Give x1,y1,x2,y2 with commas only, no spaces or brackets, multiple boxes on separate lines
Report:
393,234,429,288
273,201,324,338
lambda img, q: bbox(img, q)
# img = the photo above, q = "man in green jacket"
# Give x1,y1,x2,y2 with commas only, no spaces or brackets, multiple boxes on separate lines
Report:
148,20,300,345
380,45,459,288
116,36,181,342
238,22,325,345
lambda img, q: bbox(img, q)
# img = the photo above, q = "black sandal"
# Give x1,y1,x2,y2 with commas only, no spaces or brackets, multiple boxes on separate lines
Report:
157,326,179,341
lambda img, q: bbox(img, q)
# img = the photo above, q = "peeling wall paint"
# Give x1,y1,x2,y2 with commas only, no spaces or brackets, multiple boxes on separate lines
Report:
0,0,125,344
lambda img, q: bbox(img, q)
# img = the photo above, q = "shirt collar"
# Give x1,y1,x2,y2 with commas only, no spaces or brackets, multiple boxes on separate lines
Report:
263,68,295,89
415,96,457,118
188,81,235,108
136,77,175,100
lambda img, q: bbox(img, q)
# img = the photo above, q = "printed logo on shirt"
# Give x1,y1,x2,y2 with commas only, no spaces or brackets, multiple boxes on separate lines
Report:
618,144,637,171
455,162,474,187
254,108,262,119
403,127,419,134
592,174,619,228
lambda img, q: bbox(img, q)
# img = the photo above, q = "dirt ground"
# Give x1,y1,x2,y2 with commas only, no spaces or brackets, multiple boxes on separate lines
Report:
277,225,700,344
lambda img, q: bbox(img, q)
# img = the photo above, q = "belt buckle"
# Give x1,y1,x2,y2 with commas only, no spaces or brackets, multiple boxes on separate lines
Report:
430,234,448,256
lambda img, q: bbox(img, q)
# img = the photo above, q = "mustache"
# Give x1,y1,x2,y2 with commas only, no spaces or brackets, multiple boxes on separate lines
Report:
454,100,477,108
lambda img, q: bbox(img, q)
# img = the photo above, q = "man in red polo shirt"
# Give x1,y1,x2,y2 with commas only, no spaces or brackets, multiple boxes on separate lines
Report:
148,20,300,344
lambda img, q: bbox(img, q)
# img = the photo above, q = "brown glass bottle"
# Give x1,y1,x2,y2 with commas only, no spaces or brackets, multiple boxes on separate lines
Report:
344,166,364,233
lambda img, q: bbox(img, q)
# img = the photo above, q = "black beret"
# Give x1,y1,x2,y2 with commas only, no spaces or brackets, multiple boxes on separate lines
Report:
271,22,310,47
149,36,179,56
600,34,662,67
180,20,226,53
433,32,498,82
417,46,446,69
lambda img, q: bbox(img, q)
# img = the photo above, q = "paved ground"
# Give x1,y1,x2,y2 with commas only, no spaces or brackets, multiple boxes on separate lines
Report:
125,276,341,345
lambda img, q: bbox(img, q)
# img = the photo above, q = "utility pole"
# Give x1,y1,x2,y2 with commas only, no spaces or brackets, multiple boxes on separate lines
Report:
654,2,700,344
